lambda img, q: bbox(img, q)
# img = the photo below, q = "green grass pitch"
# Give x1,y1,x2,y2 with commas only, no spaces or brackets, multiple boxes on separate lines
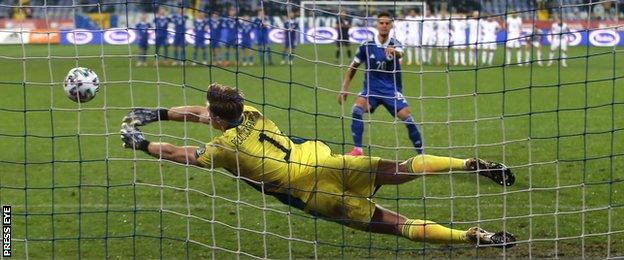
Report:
0,43,623,258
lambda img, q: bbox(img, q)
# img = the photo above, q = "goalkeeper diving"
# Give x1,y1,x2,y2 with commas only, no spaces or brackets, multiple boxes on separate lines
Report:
120,83,517,248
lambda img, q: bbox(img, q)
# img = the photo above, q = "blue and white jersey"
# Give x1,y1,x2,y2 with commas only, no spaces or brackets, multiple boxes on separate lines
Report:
193,18,208,39
221,17,238,41
239,19,254,45
252,16,270,43
170,14,187,34
135,21,151,44
283,18,298,45
208,17,222,41
354,36,404,96
154,15,170,37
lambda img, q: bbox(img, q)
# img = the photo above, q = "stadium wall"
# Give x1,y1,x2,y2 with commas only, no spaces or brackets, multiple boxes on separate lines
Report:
1,18,622,46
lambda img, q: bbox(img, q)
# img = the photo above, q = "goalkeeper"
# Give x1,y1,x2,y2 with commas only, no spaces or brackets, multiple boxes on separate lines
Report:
120,83,516,248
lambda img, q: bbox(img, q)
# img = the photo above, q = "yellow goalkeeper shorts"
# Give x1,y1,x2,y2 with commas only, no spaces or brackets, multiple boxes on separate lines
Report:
302,152,381,231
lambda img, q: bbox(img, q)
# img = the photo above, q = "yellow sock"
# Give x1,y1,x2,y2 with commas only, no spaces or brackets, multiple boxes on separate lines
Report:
405,154,465,173
400,219,467,244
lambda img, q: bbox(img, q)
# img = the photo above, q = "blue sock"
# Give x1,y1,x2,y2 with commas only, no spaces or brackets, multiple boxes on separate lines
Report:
266,46,272,63
351,105,364,148
404,115,424,154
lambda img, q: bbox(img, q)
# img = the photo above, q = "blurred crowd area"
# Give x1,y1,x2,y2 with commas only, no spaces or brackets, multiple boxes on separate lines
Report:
0,0,624,28
3,0,623,22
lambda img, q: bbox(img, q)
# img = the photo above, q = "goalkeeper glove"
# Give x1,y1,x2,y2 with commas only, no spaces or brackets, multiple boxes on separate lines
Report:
123,108,168,126
120,122,150,151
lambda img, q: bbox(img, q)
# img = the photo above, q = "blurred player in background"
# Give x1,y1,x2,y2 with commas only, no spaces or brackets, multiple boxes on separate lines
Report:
335,10,352,63
171,7,188,66
480,14,499,66
338,12,423,156
505,12,523,66
281,11,299,65
222,7,239,67
451,12,467,66
526,24,543,66
154,7,170,64
121,83,516,249
421,8,436,65
254,9,273,65
467,10,480,66
392,12,408,65
239,14,255,66
404,9,421,66
135,13,151,67
435,10,450,65
192,12,208,65
208,12,223,66
547,17,569,67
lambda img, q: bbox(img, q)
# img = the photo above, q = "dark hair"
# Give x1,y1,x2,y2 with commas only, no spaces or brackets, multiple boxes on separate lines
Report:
206,83,244,125
377,12,392,19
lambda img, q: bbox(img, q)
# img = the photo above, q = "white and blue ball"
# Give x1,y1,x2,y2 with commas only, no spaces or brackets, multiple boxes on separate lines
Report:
63,67,99,103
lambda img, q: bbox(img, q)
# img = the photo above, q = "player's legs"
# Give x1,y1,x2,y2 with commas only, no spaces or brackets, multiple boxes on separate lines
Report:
560,40,568,67
515,43,522,65
548,39,559,66
289,45,296,63
281,44,287,64
348,96,374,156
394,105,423,154
458,47,466,65
368,205,516,247
406,45,413,65
345,42,352,59
481,45,487,65
469,46,476,65
335,41,341,61
137,46,147,65
224,45,231,66
374,155,515,187
488,44,496,65
505,47,512,65
201,46,208,64
258,41,273,65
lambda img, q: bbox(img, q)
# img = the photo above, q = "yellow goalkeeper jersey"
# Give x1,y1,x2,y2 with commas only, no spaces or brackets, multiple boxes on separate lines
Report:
196,105,328,204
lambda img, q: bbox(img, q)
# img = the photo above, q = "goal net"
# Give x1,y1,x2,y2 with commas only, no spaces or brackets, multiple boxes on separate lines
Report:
0,0,622,258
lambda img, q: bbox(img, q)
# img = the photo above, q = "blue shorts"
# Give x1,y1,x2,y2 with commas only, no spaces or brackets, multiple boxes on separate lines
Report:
257,37,269,45
155,35,167,47
358,91,409,116
224,37,237,48
240,39,252,48
137,38,148,48
209,35,221,48
173,33,185,46
284,39,297,48
194,36,206,47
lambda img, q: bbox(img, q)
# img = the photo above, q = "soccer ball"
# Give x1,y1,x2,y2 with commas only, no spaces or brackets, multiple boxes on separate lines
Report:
63,67,99,103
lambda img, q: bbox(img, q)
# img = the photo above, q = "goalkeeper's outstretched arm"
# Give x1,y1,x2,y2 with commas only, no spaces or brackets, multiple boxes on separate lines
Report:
167,106,211,124
124,106,210,126
120,122,201,166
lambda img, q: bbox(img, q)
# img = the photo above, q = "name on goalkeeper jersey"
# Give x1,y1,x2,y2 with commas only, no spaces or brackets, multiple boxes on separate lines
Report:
231,112,260,146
